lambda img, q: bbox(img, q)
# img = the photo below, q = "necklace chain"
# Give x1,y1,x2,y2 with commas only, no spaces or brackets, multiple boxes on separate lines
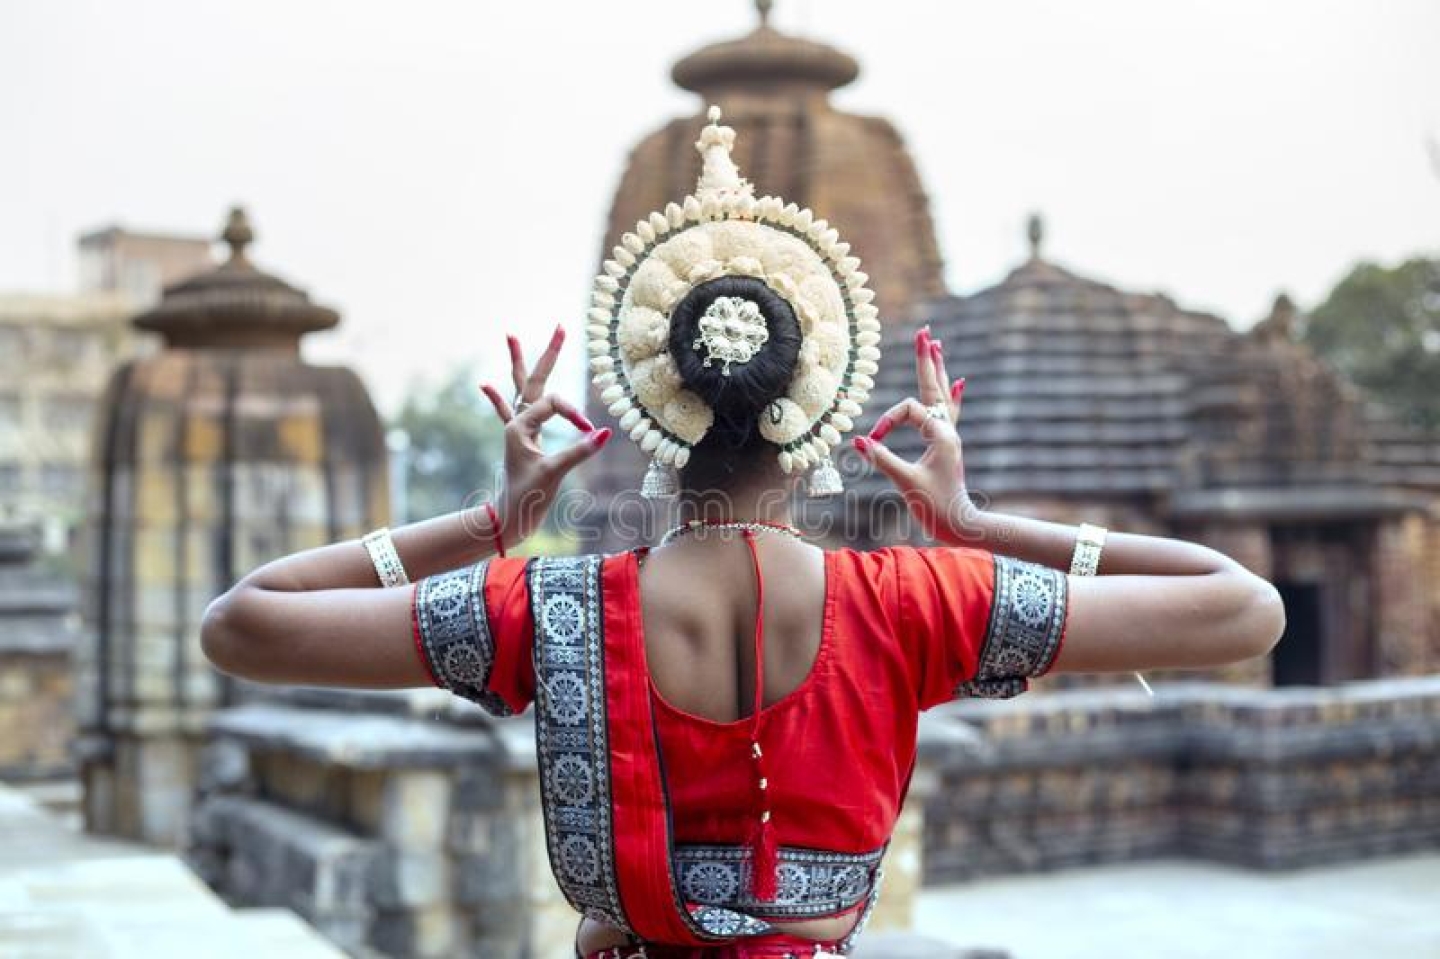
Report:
658,518,805,547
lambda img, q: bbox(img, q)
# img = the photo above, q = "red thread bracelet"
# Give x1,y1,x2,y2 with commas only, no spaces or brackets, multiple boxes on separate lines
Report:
483,501,506,557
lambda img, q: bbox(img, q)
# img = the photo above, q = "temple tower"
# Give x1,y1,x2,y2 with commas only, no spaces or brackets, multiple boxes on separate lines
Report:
590,0,945,513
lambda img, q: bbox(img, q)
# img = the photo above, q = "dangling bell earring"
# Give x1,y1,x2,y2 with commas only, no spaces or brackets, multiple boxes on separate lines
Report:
641,457,680,499
807,456,843,498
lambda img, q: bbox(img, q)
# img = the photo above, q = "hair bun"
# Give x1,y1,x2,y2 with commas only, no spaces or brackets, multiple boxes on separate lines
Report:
668,275,801,451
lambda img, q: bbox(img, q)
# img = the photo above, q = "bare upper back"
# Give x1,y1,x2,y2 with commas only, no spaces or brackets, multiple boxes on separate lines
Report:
638,533,827,725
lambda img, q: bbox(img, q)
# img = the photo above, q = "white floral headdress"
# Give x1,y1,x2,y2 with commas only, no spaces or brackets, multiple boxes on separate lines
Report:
588,106,882,498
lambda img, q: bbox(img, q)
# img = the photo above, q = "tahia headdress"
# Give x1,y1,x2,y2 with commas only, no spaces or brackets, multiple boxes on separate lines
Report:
588,105,882,498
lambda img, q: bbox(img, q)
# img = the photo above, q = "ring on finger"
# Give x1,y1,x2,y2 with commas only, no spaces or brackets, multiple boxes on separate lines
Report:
924,401,950,421
512,393,532,415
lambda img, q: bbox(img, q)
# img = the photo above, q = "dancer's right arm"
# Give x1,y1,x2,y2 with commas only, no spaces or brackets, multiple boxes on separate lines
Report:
200,324,608,687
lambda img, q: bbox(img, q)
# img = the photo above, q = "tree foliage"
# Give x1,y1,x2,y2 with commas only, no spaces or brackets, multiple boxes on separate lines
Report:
1302,257,1440,429
390,368,504,523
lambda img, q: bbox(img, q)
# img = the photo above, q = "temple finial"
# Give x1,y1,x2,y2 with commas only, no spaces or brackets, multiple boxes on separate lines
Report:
756,0,773,28
1261,292,1298,339
222,206,254,260
1027,212,1044,260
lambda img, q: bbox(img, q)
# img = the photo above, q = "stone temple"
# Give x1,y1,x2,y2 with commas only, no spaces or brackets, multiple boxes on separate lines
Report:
863,218,1440,686
586,0,945,523
78,208,389,846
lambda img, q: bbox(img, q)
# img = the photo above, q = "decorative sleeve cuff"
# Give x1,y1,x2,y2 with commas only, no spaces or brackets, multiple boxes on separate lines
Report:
411,561,515,716
953,555,1069,700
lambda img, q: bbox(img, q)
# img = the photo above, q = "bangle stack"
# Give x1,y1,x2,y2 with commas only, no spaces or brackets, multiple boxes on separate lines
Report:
361,528,410,588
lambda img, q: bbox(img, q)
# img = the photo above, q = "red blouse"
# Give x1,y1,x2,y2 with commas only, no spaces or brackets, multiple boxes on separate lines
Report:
415,545,1070,857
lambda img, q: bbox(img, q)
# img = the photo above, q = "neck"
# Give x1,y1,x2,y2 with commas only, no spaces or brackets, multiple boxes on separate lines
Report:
675,476,795,528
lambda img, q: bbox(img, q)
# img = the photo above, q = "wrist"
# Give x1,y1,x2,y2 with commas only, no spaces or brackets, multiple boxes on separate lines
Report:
937,492,991,546
482,501,507,557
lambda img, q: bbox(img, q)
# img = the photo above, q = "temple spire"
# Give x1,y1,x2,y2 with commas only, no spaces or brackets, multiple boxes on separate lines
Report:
222,206,254,261
1027,212,1045,260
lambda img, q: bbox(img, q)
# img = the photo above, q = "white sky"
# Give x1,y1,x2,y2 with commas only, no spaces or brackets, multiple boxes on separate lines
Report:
2,0,1436,414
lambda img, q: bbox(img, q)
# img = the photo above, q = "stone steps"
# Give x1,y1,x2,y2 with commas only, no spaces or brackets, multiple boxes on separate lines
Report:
0,783,343,958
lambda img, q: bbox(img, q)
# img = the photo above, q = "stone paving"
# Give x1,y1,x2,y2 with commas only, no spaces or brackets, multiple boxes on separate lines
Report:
912,855,1440,959
7,777,1440,958
0,784,342,959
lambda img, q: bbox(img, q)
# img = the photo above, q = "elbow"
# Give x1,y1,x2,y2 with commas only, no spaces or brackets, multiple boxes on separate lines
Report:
200,586,260,680
200,592,238,676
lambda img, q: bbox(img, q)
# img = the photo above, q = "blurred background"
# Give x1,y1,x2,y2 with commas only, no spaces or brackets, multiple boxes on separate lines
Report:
0,1,1437,957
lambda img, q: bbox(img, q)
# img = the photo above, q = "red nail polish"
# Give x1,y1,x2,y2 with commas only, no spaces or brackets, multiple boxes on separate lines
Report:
591,427,612,446
852,436,871,454
930,342,942,358
869,416,893,441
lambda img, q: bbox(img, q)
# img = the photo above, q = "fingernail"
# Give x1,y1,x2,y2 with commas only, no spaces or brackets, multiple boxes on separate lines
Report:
550,325,565,345
852,437,871,455
869,416,892,441
579,415,596,431
956,376,967,395
930,342,942,358
590,427,612,446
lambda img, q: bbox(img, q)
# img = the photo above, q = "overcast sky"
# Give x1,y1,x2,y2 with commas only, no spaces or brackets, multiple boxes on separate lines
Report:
2,0,1436,414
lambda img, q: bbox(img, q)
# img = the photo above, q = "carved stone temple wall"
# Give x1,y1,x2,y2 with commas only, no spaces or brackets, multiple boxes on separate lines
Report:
920,678,1440,881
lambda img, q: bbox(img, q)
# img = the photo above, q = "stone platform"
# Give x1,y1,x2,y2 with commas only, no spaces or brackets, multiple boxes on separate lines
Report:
914,854,1440,959
0,783,342,959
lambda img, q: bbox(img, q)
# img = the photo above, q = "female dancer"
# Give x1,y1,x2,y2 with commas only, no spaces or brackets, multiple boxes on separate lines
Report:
201,109,1284,957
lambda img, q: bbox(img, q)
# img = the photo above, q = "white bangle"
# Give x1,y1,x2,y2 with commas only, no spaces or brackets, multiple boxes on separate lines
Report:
1068,522,1107,576
1066,523,1151,695
361,528,410,588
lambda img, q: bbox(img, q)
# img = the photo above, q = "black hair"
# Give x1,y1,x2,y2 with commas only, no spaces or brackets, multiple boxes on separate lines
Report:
667,275,801,487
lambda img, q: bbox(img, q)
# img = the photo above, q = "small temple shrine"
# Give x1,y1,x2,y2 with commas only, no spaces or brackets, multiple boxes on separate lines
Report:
78,208,389,845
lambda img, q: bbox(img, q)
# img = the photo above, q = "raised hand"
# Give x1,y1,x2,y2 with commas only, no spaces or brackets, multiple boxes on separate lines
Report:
851,326,973,544
479,324,611,548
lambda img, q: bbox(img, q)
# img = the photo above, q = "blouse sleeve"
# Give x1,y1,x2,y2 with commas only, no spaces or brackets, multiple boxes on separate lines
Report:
894,546,1070,709
410,556,536,716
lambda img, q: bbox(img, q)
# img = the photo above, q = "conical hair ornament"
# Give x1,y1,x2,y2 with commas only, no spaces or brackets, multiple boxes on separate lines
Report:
587,105,883,498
